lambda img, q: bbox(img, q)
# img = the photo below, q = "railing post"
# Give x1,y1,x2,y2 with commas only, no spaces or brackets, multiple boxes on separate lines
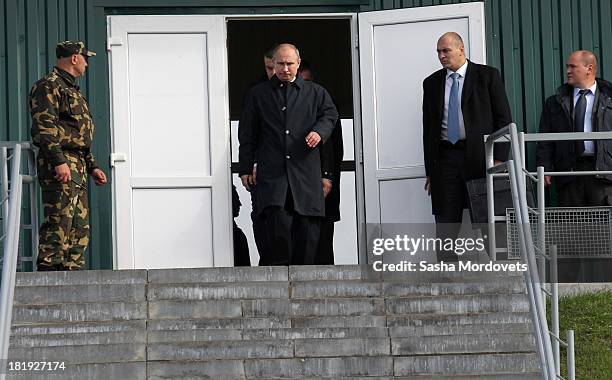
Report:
0,144,23,378
0,147,8,234
27,147,39,268
550,245,560,376
567,330,575,380
485,131,497,261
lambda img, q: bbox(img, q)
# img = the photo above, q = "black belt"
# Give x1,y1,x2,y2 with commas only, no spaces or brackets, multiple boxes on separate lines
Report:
439,140,466,149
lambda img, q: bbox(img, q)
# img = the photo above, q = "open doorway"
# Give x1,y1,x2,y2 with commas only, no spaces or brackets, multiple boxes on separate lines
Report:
226,17,359,265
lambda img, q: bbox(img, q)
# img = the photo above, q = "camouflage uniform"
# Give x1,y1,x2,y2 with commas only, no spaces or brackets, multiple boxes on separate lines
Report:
28,41,98,271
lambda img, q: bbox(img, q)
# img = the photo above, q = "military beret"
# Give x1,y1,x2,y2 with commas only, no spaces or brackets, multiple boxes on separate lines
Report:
56,41,96,58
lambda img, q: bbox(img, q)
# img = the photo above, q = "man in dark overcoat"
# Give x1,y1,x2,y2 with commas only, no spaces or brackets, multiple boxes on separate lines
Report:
239,43,338,265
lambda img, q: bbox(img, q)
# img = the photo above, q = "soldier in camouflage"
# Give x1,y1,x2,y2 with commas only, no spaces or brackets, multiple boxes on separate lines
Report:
28,41,107,271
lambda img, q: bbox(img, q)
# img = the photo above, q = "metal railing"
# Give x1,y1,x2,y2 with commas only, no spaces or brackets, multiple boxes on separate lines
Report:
484,124,604,380
0,142,38,379
0,142,39,271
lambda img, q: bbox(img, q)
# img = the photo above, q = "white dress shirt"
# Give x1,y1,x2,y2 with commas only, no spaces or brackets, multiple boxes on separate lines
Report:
441,60,468,141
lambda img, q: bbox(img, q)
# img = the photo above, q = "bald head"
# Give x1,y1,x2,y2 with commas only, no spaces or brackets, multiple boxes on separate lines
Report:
438,32,464,48
436,32,466,71
566,50,597,89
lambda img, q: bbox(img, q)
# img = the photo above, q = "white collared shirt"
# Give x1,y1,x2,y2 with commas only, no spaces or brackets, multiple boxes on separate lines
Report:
574,81,597,155
441,60,468,141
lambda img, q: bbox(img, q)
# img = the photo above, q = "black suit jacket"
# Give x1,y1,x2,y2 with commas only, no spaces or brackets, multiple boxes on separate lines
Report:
238,75,338,217
422,60,513,214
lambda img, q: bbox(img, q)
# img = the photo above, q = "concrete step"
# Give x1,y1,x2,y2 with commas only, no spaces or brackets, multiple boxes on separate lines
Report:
10,330,146,348
13,283,145,305
6,266,540,379
386,294,530,315
387,312,532,328
394,353,540,376
147,281,289,301
390,322,533,337
291,315,387,328
148,327,389,343
244,357,394,378
6,362,145,380
11,320,145,335
148,340,294,360
382,277,526,297
393,375,540,380
391,333,535,355
148,266,288,284
12,301,147,323
148,317,291,331
289,264,524,282
15,269,147,286
147,360,245,380
8,343,145,365
241,327,389,340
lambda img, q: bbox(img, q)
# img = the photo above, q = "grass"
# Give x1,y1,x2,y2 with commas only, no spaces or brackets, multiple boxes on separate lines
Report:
550,291,612,380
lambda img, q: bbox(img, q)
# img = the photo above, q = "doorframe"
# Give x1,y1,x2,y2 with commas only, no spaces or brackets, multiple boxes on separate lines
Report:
106,12,367,267
225,13,367,263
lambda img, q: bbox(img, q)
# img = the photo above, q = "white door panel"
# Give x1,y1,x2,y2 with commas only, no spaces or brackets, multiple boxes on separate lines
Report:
108,16,232,269
359,4,486,230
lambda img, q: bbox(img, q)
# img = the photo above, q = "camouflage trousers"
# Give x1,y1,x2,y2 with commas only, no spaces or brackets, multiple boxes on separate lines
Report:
37,153,89,270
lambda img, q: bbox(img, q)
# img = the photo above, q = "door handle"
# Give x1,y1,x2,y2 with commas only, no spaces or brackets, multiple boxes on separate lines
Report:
110,152,127,167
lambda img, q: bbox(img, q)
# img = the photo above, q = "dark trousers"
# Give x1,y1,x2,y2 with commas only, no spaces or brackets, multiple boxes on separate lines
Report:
315,219,335,265
556,158,612,282
249,185,269,260
233,221,251,266
557,159,612,207
258,190,321,266
433,142,468,262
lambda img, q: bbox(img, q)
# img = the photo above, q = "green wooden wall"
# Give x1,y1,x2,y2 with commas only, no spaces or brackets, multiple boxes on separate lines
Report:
1,0,610,269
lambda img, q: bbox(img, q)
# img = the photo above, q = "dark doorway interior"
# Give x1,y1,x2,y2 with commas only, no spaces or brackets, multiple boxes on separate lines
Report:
227,18,353,120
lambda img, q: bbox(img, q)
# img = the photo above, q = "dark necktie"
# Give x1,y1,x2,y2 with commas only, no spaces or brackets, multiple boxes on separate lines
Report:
574,89,590,156
447,73,460,144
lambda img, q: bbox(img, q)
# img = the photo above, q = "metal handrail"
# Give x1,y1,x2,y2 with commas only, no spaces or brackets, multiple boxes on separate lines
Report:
0,142,38,271
0,144,24,379
485,124,592,380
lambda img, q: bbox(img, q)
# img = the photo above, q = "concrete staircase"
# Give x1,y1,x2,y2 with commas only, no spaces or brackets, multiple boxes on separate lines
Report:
8,265,540,379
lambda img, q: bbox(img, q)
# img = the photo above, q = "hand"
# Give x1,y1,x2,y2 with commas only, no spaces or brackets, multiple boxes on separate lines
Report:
322,178,332,197
54,163,71,183
424,176,431,196
544,175,552,187
241,174,254,191
252,165,257,185
305,131,321,148
91,168,107,186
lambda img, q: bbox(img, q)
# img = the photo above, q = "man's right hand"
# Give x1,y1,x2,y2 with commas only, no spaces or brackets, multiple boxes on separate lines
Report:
54,163,71,183
544,175,552,187
240,174,254,191
424,176,431,196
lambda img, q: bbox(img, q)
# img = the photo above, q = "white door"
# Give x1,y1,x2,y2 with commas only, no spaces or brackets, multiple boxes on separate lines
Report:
108,16,232,269
358,4,486,228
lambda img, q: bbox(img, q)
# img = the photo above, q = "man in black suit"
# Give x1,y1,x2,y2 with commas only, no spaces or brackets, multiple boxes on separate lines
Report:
422,32,513,261
298,61,344,265
239,43,338,265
